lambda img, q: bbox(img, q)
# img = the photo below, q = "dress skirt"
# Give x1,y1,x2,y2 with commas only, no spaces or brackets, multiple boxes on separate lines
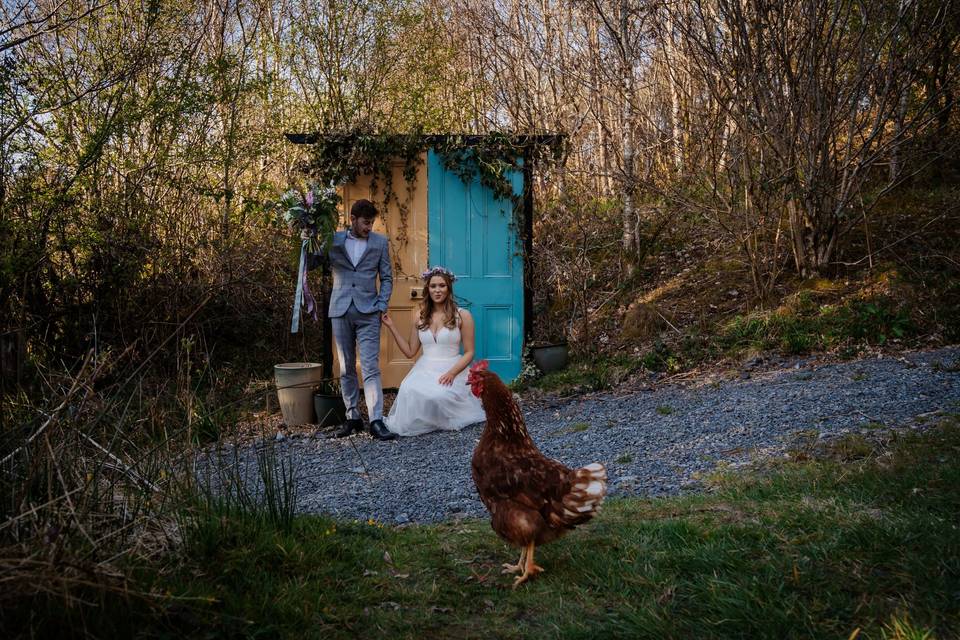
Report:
384,354,486,437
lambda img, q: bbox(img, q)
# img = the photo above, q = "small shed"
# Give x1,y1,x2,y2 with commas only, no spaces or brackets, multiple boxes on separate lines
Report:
285,133,560,386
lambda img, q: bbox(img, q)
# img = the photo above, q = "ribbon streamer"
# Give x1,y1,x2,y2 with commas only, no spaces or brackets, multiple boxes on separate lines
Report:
302,263,317,322
291,239,308,333
291,238,321,333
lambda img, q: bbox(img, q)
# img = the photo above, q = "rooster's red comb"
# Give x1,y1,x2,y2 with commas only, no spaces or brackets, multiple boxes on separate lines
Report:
469,360,489,373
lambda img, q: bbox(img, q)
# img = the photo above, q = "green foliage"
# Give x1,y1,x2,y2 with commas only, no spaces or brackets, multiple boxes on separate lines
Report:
519,339,693,394
838,300,913,346
549,421,592,436
530,352,644,393
642,338,683,372
188,400,245,446
286,0,477,134
432,132,566,204
274,184,342,255
306,132,426,190
879,615,937,640
719,295,915,357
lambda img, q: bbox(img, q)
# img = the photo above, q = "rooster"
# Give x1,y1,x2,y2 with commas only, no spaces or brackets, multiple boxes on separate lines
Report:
466,360,607,587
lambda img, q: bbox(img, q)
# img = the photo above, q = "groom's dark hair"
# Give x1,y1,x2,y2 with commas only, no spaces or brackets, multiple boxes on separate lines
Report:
351,199,379,220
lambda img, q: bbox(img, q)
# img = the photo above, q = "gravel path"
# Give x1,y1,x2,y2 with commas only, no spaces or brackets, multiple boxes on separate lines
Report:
202,347,960,524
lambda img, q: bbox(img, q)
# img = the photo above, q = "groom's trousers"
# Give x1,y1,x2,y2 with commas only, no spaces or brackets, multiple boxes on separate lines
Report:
331,302,383,421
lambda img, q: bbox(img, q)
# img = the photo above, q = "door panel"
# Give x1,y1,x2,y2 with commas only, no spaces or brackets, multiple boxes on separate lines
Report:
427,150,523,382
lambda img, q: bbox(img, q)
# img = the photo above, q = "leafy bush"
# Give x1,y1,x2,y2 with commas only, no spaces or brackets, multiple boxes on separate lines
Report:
719,295,915,356
835,299,913,345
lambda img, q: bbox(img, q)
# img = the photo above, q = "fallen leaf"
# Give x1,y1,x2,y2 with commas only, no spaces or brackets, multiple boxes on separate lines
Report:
393,573,410,579
363,569,378,577
383,551,393,565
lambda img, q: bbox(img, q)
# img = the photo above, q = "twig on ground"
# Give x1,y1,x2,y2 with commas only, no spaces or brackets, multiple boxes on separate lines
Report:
79,432,160,493
347,436,372,481
654,307,683,334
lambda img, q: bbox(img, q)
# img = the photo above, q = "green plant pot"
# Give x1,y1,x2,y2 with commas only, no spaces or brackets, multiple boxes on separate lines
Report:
531,343,569,373
314,393,346,427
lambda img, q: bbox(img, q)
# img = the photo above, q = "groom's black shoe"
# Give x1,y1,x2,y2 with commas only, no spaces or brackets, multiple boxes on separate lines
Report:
331,418,364,439
369,419,397,441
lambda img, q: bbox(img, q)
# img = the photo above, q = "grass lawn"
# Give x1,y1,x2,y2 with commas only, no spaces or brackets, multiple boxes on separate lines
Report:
12,417,960,639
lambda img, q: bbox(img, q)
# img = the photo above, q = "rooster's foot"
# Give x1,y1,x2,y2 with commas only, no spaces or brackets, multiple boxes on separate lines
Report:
512,565,543,588
511,544,543,588
502,547,528,574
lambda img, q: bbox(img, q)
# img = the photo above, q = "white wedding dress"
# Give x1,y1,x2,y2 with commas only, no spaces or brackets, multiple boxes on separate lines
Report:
384,321,486,437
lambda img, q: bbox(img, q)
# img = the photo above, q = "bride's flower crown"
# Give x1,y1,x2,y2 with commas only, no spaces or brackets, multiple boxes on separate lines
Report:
421,265,457,282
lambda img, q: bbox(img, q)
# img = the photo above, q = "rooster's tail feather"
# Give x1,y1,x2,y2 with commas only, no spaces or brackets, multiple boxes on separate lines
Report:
561,463,608,522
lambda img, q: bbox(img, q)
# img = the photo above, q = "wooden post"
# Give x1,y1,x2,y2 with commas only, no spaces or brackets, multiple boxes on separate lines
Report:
523,147,534,346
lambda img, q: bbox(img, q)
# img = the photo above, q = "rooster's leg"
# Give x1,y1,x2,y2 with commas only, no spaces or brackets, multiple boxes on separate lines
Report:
512,543,543,588
501,546,527,574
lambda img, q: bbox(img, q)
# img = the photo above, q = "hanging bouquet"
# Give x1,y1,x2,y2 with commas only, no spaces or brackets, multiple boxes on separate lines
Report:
276,183,341,254
275,183,342,333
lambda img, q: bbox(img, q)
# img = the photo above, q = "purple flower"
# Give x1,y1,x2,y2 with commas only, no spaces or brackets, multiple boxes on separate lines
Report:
305,190,314,208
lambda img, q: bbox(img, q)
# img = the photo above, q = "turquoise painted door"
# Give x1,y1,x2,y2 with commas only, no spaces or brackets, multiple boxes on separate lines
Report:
428,150,523,382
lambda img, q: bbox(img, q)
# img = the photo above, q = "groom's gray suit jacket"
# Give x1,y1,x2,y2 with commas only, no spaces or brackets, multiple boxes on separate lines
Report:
324,230,393,318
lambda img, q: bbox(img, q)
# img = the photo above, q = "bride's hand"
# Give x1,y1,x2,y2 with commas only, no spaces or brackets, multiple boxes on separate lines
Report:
381,312,394,328
438,371,455,386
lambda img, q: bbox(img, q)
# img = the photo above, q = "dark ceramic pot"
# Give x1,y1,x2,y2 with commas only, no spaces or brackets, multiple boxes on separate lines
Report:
531,343,569,373
313,393,346,427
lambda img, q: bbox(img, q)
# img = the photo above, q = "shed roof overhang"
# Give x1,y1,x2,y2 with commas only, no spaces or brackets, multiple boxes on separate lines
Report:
283,132,565,147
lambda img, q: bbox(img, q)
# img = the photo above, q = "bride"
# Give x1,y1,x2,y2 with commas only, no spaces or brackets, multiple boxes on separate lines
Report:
380,266,486,437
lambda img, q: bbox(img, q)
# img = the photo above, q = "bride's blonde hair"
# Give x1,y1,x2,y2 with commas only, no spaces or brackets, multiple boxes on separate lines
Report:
417,271,458,331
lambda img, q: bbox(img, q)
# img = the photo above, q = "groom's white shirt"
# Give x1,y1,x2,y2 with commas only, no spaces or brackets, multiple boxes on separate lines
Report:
344,231,367,266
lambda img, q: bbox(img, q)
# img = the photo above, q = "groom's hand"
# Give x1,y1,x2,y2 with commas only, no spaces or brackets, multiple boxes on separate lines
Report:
438,371,455,386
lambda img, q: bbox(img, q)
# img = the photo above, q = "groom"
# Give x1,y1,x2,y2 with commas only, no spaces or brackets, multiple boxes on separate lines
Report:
311,199,396,441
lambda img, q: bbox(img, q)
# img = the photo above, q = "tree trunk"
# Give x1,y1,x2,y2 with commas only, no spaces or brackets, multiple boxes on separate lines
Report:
665,8,683,173
620,0,636,270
